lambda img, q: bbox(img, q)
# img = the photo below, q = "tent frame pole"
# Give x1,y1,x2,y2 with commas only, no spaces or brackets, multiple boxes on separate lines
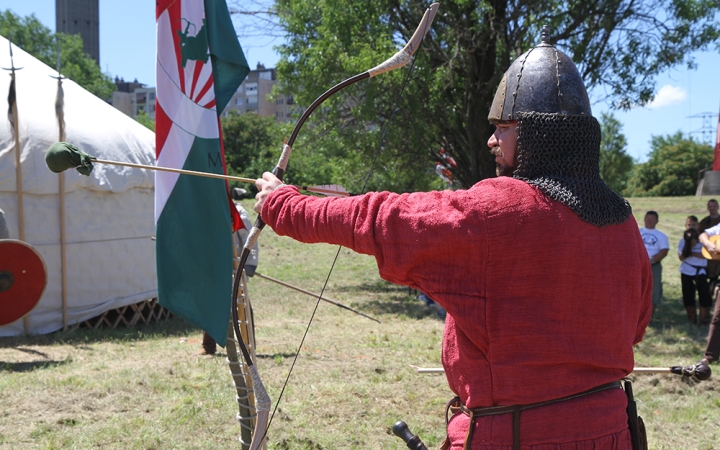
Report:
9,70,28,334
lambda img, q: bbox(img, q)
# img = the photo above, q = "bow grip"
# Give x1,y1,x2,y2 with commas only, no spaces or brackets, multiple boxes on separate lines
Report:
244,143,293,252
392,421,428,450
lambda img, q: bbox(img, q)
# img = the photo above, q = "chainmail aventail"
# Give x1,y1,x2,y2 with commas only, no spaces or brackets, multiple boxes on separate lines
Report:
513,112,632,227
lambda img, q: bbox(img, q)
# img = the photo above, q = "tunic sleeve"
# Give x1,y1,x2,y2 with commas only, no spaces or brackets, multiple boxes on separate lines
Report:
261,184,488,294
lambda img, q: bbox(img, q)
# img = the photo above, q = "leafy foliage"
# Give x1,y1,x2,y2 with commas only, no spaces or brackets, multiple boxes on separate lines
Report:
599,112,634,193
0,10,115,99
135,110,155,131
222,111,288,192
625,132,713,197
273,0,720,189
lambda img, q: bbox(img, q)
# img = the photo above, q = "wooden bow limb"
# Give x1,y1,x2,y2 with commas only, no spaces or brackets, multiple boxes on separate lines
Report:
254,272,380,323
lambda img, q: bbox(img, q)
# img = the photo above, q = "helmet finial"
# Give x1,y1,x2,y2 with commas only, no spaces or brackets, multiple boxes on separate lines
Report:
541,25,550,45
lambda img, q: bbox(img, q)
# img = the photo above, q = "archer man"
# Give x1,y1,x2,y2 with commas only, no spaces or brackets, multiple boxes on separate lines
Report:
254,27,652,450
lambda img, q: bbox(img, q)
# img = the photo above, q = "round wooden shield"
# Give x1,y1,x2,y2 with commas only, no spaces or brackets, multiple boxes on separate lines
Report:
701,234,720,260
0,239,47,326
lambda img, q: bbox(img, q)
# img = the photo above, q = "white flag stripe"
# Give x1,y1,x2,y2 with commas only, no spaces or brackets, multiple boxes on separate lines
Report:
156,11,179,102
154,123,198,222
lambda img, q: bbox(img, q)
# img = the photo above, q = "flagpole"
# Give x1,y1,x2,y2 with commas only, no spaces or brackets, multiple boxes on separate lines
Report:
53,38,68,331
5,39,28,334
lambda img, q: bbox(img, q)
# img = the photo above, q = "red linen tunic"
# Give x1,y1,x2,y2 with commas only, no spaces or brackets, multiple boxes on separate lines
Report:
262,177,652,449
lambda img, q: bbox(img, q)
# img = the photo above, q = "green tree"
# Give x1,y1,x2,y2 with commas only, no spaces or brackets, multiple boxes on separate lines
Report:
222,112,293,192
599,112,634,193
273,0,720,190
625,132,713,197
136,110,155,131
0,10,115,99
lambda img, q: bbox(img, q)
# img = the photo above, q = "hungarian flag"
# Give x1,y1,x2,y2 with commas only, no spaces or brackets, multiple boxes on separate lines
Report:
155,0,249,345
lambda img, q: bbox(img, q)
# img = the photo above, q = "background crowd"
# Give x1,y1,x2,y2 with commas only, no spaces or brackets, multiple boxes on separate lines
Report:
640,199,720,369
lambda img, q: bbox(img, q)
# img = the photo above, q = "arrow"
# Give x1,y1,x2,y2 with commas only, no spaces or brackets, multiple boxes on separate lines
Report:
49,152,353,197
254,272,379,323
411,365,712,380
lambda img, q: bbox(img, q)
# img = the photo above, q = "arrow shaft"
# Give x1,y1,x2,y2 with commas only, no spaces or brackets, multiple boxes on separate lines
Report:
92,159,351,198
92,158,256,184
254,272,380,323
301,186,351,197
415,367,675,375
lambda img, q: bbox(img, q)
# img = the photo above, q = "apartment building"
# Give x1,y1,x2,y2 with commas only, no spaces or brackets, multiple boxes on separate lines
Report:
222,64,295,122
111,77,156,119
110,65,293,123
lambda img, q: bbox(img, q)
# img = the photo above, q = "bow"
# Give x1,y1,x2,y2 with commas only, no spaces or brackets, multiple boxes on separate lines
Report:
231,4,440,448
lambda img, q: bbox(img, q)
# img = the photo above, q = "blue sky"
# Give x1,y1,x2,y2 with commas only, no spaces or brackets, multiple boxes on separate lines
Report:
2,0,718,162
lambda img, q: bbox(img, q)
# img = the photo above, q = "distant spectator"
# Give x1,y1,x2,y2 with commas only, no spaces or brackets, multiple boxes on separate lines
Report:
697,223,720,367
418,292,446,319
639,211,669,317
699,199,720,232
699,199,720,296
678,216,711,324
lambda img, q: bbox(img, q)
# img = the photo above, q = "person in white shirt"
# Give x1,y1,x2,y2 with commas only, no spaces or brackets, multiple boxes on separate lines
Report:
678,216,711,324
639,210,669,317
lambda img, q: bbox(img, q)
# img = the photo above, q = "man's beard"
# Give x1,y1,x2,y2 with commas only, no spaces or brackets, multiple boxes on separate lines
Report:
495,161,515,177
491,147,517,177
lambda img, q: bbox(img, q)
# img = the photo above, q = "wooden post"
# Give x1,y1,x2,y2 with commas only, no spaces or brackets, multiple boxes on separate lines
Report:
54,43,68,331
9,70,28,334
59,173,67,330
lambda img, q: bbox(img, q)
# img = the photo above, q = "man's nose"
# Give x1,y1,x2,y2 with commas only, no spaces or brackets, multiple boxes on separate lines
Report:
487,132,498,148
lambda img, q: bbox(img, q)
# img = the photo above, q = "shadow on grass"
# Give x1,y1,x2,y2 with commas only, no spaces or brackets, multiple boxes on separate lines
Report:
257,352,298,359
334,280,445,321
648,297,711,337
0,316,199,349
365,295,445,321
0,358,70,373
334,280,411,295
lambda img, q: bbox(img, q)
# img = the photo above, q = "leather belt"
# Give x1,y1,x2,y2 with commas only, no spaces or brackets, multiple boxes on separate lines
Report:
445,381,622,450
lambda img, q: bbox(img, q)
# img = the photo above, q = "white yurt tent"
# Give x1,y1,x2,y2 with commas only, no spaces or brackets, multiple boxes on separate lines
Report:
0,35,157,335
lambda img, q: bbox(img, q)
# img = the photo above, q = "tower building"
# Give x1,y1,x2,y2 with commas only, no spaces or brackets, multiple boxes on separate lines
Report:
56,0,99,63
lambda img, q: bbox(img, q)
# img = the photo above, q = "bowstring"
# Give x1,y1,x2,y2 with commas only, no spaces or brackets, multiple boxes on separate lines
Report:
262,23,430,439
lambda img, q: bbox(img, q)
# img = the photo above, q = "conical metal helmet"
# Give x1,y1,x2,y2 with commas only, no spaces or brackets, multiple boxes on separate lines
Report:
488,26,591,121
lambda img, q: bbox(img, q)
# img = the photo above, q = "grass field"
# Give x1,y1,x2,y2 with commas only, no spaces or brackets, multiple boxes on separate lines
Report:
1,197,719,449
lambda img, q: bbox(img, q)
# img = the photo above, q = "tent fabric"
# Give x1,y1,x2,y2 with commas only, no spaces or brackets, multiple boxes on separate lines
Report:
0,35,157,336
